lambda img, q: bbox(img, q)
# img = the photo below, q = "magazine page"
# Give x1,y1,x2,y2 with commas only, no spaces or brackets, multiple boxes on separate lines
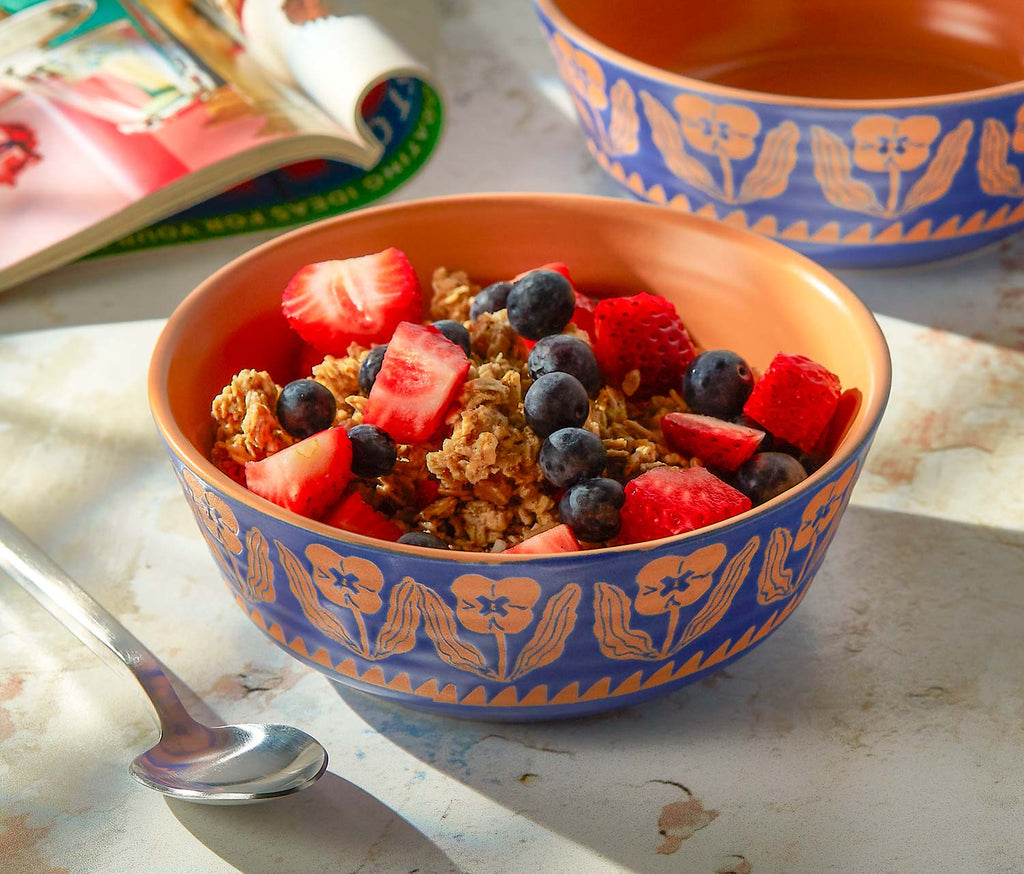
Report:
0,0,441,291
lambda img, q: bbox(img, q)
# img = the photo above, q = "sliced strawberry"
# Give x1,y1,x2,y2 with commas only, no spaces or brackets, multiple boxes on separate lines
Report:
570,291,597,339
504,523,581,554
743,353,842,454
244,427,352,519
295,341,324,377
414,478,440,508
617,466,751,544
363,321,470,443
281,247,422,356
809,387,862,465
514,261,573,284
322,490,403,541
593,292,696,397
661,412,765,471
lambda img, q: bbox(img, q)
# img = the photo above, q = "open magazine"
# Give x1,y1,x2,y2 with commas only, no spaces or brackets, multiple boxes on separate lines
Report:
0,0,442,292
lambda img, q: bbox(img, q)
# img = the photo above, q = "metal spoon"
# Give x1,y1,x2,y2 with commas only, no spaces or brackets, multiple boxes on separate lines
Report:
0,513,328,804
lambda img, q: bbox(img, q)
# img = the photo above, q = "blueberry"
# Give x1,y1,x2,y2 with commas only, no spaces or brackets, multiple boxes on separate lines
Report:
682,350,755,419
358,344,388,394
432,319,471,357
731,452,807,506
559,477,625,542
524,372,590,438
735,414,806,459
347,423,397,478
397,531,450,550
276,379,336,439
539,427,607,488
527,334,601,398
470,281,512,320
506,270,576,340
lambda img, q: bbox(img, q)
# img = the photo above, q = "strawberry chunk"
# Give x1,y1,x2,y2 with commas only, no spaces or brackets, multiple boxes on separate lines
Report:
661,412,765,471
504,524,581,554
322,490,403,541
363,322,470,444
281,247,422,355
570,291,597,339
244,427,352,519
617,466,751,544
593,293,696,397
514,261,573,284
742,353,842,453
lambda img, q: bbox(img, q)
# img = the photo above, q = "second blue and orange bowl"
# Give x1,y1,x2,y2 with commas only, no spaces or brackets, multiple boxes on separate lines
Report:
534,0,1024,268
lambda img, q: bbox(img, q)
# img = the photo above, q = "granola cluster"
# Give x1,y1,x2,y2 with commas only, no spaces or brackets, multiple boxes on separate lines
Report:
209,266,696,551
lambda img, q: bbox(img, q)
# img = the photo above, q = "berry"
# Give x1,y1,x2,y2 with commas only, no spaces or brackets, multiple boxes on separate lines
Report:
503,523,581,554
347,423,397,478
731,452,808,506
570,291,597,339
281,247,422,355
559,477,625,542
660,412,764,471
244,427,353,519
431,319,471,357
470,281,512,320
743,353,842,453
397,531,450,550
618,466,751,543
527,334,601,397
276,379,337,439
322,490,403,540
811,387,863,459
682,350,755,419
524,372,590,438
539,427,607,488
592,292,696,397
358,344,388,394
513,261,573,283
506,269,576,340
363,322,471,444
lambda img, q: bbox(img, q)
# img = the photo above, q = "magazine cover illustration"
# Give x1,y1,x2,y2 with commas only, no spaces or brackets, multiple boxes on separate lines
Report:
0,0,441,289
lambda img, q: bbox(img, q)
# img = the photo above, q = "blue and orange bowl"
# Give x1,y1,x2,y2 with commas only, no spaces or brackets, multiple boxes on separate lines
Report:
534,0,1024,268
148,193,890,721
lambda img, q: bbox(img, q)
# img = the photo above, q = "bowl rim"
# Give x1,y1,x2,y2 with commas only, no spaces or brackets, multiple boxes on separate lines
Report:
534,0,1024,110
148,191,892,564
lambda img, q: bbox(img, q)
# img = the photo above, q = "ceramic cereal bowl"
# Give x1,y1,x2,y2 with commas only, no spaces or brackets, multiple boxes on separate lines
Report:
534,0,1024,268
148,193,890,721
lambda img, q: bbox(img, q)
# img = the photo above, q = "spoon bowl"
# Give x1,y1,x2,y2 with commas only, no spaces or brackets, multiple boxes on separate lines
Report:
0,512,328,804
130,722,328,804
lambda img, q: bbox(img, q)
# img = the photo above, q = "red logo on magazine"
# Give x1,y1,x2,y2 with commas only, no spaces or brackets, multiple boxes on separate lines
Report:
0,123,41,187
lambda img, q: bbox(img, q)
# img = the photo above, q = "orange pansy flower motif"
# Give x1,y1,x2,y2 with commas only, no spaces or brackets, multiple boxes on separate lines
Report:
451,574,540,636
794,464,857,551
634,544,728,616
305,544,384,614
180,468,242,554
852,115,940,174
1013,103,1024,154
552,32,608,110
674,95,760,161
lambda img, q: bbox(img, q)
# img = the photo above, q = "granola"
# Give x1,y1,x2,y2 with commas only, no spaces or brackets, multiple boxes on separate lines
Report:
210,266,697,551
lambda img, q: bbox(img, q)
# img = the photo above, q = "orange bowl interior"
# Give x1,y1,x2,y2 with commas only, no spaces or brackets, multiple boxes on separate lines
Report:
550,0,1024,100
151,194,889,520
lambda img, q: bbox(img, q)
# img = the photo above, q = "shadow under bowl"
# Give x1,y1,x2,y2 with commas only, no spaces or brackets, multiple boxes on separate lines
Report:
534,0,1024,268
149,193,890,721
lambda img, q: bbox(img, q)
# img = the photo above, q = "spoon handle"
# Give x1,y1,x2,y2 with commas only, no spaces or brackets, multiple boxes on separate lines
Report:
0,513,195,731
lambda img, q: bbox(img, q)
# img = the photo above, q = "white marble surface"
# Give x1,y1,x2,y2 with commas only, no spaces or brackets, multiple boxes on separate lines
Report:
3,2,1024,873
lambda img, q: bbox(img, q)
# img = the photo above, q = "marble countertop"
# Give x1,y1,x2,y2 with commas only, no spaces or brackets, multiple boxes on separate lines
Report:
3,3,1024,873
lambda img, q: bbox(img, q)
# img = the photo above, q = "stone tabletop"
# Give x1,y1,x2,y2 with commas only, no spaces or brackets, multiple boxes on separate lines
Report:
2,3,1023,873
